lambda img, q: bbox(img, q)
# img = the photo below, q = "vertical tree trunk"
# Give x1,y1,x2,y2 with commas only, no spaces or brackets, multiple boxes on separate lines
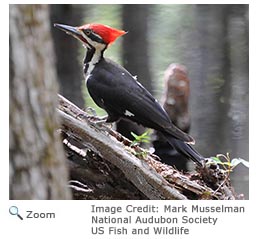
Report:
179,5,248,197
117,4,152,139
9,4,71,200
225,5,249,198
50,4,85,108
121,4,152,92
186,5,248,161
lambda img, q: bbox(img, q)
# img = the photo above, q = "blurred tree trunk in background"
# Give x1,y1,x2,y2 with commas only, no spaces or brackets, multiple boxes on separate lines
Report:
9,5,71,199
178,5,248,196
187,5,248,158
193,5,248,159
121,5,152,92
50,5,85,108
146,4,248,197
153,64,191,170
117,5,153,139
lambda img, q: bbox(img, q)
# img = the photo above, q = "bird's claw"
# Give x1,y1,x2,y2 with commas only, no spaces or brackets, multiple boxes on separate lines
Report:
86,107,97,116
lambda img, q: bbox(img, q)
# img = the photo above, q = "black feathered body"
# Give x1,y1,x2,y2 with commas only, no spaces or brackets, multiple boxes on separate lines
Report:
86,58,194,144
54,22,204,166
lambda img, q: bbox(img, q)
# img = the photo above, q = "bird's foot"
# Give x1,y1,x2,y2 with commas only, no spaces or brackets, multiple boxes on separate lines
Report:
92,115,113,130
93,115,108,124
85,107,97,116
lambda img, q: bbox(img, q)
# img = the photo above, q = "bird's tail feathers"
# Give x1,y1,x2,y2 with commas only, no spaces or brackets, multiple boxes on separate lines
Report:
163,133,204,166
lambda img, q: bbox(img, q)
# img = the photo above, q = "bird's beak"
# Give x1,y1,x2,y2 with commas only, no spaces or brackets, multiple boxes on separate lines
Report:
54,23,87,43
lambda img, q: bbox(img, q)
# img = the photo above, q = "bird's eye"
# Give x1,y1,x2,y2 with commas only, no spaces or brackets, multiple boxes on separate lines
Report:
83,29,92,36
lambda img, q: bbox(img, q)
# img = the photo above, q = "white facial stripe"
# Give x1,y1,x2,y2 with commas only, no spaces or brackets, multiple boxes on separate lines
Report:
81,31,106,50
88,50,102,74
82,31,107,76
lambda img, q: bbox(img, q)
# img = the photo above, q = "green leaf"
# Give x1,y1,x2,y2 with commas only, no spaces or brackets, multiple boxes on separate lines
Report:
210,157,222,163
208,154,249,172
131,132,139,140
131,130,151,144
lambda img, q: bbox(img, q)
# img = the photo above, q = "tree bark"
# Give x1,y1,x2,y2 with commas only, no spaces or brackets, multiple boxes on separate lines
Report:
58,95,239,200
9,4,71,200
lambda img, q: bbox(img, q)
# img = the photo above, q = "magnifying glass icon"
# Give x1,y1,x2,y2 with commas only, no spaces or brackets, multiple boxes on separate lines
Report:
9,206,23,220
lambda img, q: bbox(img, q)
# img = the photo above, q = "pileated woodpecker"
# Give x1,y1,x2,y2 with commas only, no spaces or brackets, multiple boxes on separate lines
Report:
54,23,204,166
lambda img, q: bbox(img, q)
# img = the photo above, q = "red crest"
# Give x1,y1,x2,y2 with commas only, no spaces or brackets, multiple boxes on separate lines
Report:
79,23,126,44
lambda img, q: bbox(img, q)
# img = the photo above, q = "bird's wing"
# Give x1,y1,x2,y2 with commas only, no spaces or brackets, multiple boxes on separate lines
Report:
88,58,194,143
118,79,195,144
